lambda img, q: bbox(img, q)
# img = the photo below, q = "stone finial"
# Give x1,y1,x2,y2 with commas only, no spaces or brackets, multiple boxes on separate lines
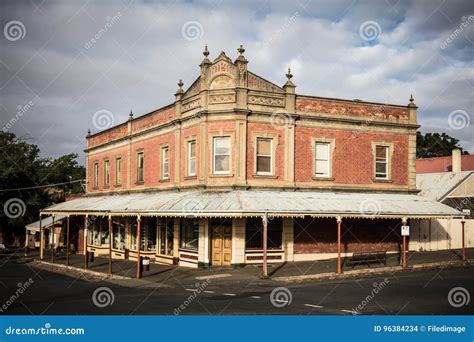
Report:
235,44,248,63
86,128,91,137
200,45,212,67
284,67,295,88
128,110,134,121
408,94,417,108
175,79,184,96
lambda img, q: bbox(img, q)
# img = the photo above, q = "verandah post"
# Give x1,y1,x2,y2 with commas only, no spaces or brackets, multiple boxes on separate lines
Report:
51,215,55,262
261,212,268,279
337,216,342,274
402,217,407,269
66,215,70,266
136,215,141,279
84,215,89,269
461,220,466,264
108,215,113,275
39,213,44,260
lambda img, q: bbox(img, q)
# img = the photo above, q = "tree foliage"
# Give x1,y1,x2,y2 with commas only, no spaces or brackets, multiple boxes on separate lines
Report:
416,132,469,158
0,131,85,244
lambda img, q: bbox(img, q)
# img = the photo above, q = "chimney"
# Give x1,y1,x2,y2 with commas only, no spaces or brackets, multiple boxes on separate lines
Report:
452,148,461,172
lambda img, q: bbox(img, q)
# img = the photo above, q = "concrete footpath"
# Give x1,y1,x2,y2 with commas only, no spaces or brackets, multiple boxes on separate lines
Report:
15,247,472,286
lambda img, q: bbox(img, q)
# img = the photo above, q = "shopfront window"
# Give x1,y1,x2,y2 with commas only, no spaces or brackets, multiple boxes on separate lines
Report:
158,218,174,255
130,217,156,252
90,216,109,247
245,217,282,249
180,219,199,251
112,218,126,250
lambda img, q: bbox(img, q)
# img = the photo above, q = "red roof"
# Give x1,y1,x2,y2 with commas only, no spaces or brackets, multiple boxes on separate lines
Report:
416,154,474,173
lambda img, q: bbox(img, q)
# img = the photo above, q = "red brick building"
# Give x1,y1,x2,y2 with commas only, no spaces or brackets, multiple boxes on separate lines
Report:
38,46,460,274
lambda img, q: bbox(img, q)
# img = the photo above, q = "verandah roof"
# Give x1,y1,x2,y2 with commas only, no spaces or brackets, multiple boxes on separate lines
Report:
26,214,66,232
40,190,462,219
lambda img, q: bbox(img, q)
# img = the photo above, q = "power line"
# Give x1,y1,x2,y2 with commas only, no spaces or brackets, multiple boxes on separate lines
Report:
0,179,85,192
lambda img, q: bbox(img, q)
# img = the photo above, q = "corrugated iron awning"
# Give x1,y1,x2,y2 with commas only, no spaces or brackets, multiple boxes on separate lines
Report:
26,214,66,232
39,190,463,219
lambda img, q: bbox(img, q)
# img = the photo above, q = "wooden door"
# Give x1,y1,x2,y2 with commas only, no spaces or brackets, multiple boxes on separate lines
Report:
211,224,232,266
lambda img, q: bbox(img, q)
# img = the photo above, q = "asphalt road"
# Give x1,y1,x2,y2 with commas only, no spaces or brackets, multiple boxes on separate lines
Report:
0,259,473,315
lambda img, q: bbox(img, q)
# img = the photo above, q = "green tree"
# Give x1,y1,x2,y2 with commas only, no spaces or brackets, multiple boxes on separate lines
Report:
416,132,469,158
0,132,85,245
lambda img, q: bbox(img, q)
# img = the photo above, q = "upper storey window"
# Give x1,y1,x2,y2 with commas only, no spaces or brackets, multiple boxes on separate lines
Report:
93,162,99,189
115,157,121,185
104,159,110,186
256,138,272,175
375,145,389,180
137,151,144,183
161,146,170,180
315,142,330,178
188,140,196,176
213,137,231,174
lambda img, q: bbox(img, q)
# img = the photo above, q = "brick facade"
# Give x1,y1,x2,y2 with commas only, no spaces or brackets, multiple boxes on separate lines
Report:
85,48,417,196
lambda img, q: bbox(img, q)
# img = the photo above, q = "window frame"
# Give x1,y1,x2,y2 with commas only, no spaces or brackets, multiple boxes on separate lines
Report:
212,136,231,175
256,137,273,175
311,137,335,180
187,140,197,177
136,151,144,183
104,159,110,187
161,146,170,180
93,162,99,189
115,156,121,185
180,218,199,251
374,145,389,180
314,142,330,178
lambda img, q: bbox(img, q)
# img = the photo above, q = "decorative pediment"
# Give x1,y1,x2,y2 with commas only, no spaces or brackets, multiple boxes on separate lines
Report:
209,74,234,90
182,77,201,99
248,72,284,94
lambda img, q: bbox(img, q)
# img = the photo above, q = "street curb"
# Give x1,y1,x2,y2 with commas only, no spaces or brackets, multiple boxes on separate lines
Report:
272,260,472,282
34,260,131,280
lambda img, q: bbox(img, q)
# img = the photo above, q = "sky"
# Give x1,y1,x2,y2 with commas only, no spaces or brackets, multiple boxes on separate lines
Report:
1,0,473,164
